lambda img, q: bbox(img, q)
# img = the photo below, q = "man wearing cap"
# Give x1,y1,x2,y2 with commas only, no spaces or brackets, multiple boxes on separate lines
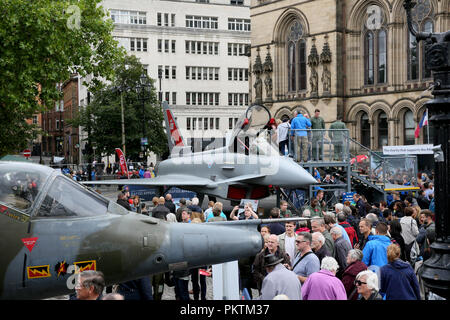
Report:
259,254,302,300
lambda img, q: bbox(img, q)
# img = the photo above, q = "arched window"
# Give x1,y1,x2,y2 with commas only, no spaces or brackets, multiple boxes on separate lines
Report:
360,112,370,148
288,42,296,91
365,32,374,85
287,20,307,92
378,112,388,149
404,110,415,145
407,0,434,80
422,20,433,78
378,30,387,83
363,5,387,85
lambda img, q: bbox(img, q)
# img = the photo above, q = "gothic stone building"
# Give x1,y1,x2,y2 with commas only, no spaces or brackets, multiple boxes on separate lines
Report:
250,0,449,151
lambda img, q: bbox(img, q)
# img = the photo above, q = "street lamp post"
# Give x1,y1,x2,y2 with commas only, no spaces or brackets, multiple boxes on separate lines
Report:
158,68,163,109
136,72,152,159
404,0,450,299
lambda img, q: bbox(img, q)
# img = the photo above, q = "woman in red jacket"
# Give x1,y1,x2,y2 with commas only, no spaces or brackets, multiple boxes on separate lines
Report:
341,249,367,300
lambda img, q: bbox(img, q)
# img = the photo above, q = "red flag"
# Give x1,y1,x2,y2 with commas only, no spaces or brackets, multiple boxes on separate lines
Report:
166,110,184,147
115,148,129,179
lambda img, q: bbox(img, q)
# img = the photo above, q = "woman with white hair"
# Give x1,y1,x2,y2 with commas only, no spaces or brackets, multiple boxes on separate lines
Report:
341,249,368,300
355,270,383,300
301,256,347,300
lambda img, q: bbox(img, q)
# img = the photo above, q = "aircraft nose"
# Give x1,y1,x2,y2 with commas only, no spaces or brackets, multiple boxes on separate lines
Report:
161,222,262,270
278,158,318,187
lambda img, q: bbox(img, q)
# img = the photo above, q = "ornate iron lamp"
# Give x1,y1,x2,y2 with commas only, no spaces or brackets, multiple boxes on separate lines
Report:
403,0,450,299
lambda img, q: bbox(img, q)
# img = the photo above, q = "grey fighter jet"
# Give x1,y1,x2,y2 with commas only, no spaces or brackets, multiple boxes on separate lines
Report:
0,161,309,299
81,103,317,200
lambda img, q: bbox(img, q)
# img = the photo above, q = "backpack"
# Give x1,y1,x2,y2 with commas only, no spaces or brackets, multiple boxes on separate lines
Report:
340,222,358,247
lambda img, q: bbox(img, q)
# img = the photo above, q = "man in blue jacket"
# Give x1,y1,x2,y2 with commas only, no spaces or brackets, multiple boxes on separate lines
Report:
290,112,311,162
362,222,391,267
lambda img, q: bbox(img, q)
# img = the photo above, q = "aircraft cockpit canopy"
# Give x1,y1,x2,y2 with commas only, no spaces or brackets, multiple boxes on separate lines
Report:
0,162,52,212
228,104,279,156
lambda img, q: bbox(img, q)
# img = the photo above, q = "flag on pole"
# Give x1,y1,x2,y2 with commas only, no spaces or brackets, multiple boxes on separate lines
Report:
415,109,428,138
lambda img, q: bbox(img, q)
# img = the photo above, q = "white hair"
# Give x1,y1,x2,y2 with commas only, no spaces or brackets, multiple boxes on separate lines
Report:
312,232,325,245
356,270,379,291
321,256,339,272
191,197,199,206
330,226,342,237
273,294,290,300
347,249,363,262
302,209,311,217
325,212,336,220
335,203,344,213
366,213,378,224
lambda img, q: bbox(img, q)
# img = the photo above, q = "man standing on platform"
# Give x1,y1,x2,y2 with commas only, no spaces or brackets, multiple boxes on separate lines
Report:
329,116,347,161
310,109,325,161
290,111,311,162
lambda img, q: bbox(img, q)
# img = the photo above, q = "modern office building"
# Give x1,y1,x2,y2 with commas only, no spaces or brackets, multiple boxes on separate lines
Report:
104,0,252,151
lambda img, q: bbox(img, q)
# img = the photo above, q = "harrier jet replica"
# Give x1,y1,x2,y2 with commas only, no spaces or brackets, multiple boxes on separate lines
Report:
82,103,317,200
0,161,316,299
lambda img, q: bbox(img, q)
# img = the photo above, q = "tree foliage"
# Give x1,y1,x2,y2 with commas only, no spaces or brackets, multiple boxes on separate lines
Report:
0,0,125,156
70,55,168,161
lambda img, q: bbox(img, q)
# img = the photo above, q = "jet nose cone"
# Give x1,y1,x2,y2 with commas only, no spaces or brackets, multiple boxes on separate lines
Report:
278,157,318,187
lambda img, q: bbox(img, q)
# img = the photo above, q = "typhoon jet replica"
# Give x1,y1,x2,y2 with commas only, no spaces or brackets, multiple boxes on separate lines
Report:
0,161,316,299
82,102,317,201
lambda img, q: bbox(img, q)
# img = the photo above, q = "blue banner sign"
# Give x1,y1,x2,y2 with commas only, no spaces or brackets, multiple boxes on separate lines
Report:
342,192,355,204
126,185,196,202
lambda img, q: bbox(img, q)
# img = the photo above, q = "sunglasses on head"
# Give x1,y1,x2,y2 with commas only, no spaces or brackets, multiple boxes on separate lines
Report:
354,280,367,286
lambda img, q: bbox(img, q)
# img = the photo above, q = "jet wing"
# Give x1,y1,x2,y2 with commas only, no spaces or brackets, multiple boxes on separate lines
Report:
80,173,267,189
80,175,212,187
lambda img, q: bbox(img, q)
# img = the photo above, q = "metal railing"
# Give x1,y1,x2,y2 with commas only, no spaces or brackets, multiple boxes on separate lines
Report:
287,129,350,163
287,128,418,192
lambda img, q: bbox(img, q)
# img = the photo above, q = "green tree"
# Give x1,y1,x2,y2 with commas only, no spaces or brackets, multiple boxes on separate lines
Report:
71,55,168,161
0,0,125,156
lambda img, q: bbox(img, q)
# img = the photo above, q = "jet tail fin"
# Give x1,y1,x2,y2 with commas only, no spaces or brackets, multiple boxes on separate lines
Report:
162,101,188,154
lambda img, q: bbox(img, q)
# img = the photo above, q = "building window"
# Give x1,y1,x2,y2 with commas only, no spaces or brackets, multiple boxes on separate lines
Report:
171,40,176,53
157,12,162,26
186,66,219,80
365,32,374,85
216,118,220,130
187,117,191,130
130,38,147,52
228,43,247,56
171,14,176,27
364,29,387,85
172,66,176,79
404,110,415,145
228,93,249,106
186,92,219,106
286,20,306,92
185,41,219,55
407,0,434,81
165,66,169,79
378,112,388,149
164,40,169,53
360,112,370,148
186,15,218,29
110,10,146,25
172,92,177,105
158,39,162,52
228,18,250,31
230,0,244,5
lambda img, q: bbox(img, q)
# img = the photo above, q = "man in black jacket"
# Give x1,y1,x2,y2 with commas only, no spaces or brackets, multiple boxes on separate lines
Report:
152,197,170,220
164,193,176,213
116,192,131,211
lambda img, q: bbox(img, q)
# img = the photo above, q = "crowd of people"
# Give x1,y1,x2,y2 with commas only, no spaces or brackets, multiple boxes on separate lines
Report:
91,177,438,301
